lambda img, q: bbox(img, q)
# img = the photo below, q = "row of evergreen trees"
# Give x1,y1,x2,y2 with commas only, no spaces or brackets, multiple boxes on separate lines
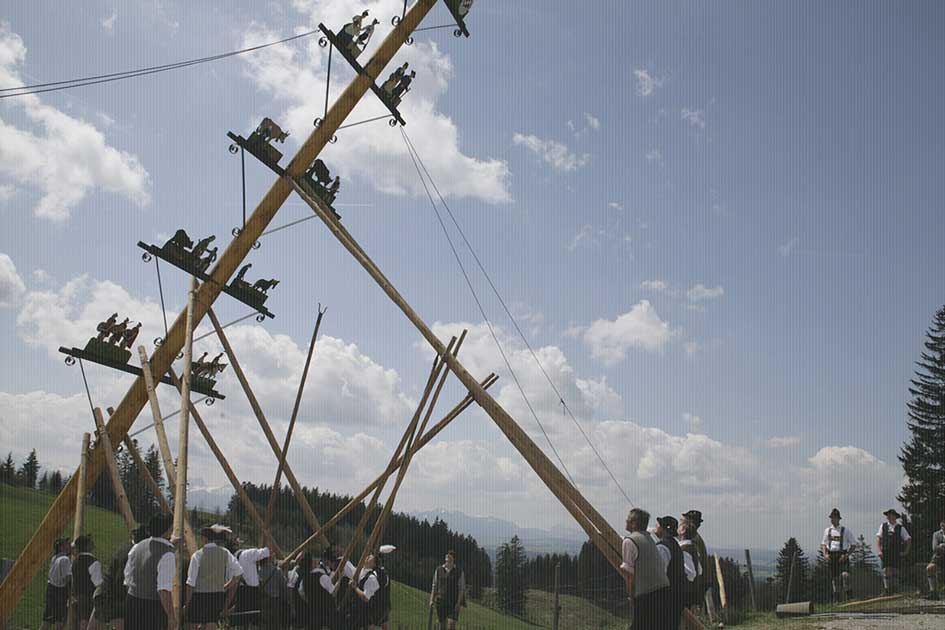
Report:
0,449,62,491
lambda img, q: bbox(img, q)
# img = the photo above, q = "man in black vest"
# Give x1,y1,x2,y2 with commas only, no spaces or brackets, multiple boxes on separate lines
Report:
71,536,103,630
655,516,686,629
876,508,912,595
429,550,465,630
124,513,177,630
41,538,72,630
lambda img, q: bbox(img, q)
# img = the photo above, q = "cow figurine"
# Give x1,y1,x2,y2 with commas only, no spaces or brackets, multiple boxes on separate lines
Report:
256,117,289,144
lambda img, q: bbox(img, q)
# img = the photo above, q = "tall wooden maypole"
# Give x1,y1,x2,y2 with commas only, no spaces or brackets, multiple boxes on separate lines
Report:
0,2,438,620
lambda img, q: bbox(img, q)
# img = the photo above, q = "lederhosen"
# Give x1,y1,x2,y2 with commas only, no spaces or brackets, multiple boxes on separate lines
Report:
679,543,702,607
304,564,336,630
827,527,851,579
187,546,230,624
73,553,98,619
371,566,391,625
880,523,903,569
434,566,463,624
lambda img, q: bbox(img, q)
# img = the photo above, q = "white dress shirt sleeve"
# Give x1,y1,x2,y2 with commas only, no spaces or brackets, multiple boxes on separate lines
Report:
656,544,671,572
620,537,638,574
319,572,337,595
89,560,103,588
362,574,379,599
342,560,356,579
822,528,831,547
682,551,696,581
124,544,137,587
226,550,244,582
843,528,857,549
186,550,202,587
156,550,176,592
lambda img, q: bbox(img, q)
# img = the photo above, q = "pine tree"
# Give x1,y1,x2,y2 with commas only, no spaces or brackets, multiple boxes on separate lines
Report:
0,452,16,485
37,472,49,491
495,535,527,614
775,538,810,603
899,305,945,561
49,470,64,493
18,449,40,489
849,534,880,576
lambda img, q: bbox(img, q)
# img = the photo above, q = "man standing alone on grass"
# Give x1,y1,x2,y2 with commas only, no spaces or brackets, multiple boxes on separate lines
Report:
620,508,670,630
429,550,465,630
820,508,857,602
876,508,911,595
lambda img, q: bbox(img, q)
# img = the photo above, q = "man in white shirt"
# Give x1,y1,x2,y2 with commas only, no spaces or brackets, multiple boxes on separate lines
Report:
620,508,671,630
353,553,390,630
820,508,857,602
876,508,912,595
40,538,72,630
927,518,945,601
124,513,177,630
233,542,273,628
184,524,243,629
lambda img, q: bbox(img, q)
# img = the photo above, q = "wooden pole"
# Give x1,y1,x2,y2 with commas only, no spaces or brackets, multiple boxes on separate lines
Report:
744,549,757,611
714,554,728,609
785,550,797,604
67,433,90,630
207,307,325,540
336,339,455,584
166,367,284,557
285,373,497,561
0,3,436,617
122,436,172,516
173,277,196,626
289,178,624,568
263,308,325,533
92,408,136,530
552,562,560,630
138,347,179,489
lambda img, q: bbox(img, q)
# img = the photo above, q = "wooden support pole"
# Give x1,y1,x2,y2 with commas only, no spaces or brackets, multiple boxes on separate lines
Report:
785,550,797,604
166,367,284,557
122,436,172,516
552,562,560,630
263,308,325,533
0,3,436,618
744,549,757,611
207,307,325,541
336,338,456,585
92,408,136,530
714,554,727,609
173,277,196,626
73,434,91,542
285,373,497,562
289,178,624,569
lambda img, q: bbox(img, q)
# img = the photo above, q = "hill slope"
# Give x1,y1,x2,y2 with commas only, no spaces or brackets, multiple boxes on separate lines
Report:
1,485,545,629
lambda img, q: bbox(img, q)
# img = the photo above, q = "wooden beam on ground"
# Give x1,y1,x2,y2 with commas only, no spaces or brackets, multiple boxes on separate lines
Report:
335,338,455,583
0,3,442,618
263,308,325,534
285,373,497,562
92,408,136,530
838,594,904,609
290,178,624,569
172,277,196,625
207,307,325,541
138,347,198,553
166,367,284,557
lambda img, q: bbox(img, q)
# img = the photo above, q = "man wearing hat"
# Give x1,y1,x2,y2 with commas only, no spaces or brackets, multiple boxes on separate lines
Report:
655,516,686,630
124,513,177,630
926,517,945,600
429,550,466,630
233,539,275,628
680,510,709,609
40,538,72,630
620,509,671,630
71,535,103,630
875,508,911,595
183,524,243,629
820,508,857,602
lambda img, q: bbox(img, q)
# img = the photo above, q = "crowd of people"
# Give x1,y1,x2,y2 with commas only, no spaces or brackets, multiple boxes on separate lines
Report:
39,513,468,630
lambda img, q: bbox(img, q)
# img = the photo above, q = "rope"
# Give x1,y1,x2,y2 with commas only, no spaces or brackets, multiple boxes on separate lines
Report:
154,258,169,340
78,359,96,418
400,129,636,508
399,127,578,488
0,29,321,99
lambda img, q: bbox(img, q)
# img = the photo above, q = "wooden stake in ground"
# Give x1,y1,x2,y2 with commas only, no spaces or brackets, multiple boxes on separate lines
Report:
263,308,324,534
714,554,728,609
172,277,197,625
92,408,136,530
744,549,757,611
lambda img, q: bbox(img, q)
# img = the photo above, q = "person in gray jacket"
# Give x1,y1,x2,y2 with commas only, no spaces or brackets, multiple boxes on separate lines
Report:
184,524,243,628
123,513,176,630
619,508,670,630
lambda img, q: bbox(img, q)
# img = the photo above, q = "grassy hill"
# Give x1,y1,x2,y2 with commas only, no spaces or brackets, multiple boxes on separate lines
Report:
478,587,626,630
0,484,554,629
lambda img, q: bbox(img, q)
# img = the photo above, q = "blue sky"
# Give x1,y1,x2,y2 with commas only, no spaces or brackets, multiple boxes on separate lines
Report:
1,1,943,552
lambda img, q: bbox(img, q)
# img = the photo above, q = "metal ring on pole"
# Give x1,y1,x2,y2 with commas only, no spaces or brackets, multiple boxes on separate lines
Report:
228,143,239,154
391,16,401,26
141,252,152,262
154,336,164,347
205,397,215,407
454,28,462,38
318,37,328,48
255,313,266,323
388,118,398,127
232,227,242,237
406,36,414,46
64,355,76,366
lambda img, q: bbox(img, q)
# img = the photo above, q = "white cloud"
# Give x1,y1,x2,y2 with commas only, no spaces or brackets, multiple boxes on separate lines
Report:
779,237,799,257
583,112,600,131
640,279,674,295
0,23,150,221
101,10,117,32
683,413,704,435
681,108,705,129
31,268,52,284
766,436,801,448
0,253,26,308
686,284,724,302
645,148,663,165
581,300,674,366
607,201,623,211
240,6,510,204
633,68,663,96
513,133,590,172
0,183,15,202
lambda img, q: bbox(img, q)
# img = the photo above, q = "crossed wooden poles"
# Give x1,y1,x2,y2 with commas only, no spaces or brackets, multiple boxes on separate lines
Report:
0,1,623,621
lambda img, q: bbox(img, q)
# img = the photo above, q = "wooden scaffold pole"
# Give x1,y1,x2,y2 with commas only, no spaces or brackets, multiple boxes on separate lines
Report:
92,408,136,531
